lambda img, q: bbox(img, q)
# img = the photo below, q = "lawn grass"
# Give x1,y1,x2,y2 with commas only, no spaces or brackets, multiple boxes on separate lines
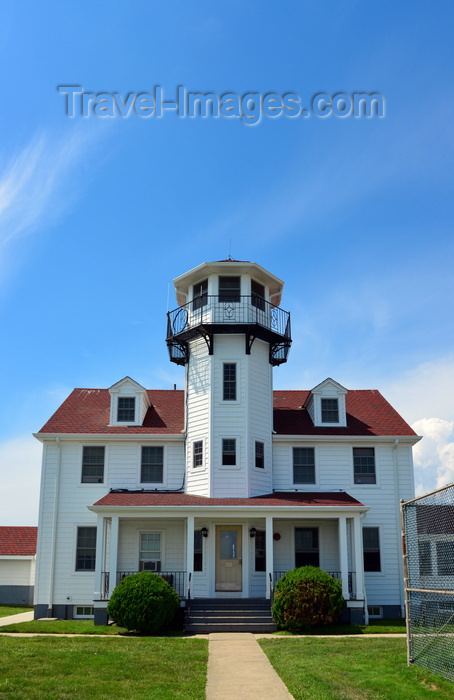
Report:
0,636,208,699
0,605,33,618
0,619,129,635
274,618,407,635
259,637,454,699
0,617,406,636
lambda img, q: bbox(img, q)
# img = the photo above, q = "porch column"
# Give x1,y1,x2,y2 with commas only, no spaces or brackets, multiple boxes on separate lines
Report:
265,515,273,599
93,514,105,600
353,514,365,600
186,515,194,599
108,515,119,597
338,515,349,599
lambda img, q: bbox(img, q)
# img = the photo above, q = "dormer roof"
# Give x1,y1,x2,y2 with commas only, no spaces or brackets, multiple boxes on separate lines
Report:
308,377,348,396
108,376,147,393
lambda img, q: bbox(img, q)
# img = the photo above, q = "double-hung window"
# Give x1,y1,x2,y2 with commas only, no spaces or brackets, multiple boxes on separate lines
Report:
321,398,339,423
81,446,105,483
139,533,161,571
293,447,315,484
222,439,236,465
295,527,319,567
353,447,376,484
117,397,135,422
141,446,164,483
419,541,432,576
436,542,454,576
223,363,236,401
193,440,203,468
363,527,381,571
76,526,97,571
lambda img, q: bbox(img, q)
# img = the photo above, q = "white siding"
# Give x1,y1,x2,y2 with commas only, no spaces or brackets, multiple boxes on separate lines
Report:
186,337,211,496
0,558,35,586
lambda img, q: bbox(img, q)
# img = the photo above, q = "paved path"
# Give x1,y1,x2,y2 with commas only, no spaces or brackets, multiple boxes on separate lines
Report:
206,632,294,700
0,611,34,627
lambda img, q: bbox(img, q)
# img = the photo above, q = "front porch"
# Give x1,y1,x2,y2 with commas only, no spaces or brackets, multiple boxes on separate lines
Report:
89,491,368,624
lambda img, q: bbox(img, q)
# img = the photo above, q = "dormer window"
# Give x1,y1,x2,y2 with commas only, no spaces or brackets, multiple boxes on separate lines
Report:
321,398,339,423
306,378,348,427
117,397,136,423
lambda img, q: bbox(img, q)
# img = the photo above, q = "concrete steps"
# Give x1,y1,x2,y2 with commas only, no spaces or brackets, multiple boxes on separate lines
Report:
185,598,277,633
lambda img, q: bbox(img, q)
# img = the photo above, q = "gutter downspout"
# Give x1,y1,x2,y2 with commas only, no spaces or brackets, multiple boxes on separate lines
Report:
47,436,61,617
360,511,369,625
393,438,406,618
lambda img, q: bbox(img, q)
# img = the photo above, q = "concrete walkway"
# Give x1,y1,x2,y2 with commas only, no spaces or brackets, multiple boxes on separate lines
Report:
0,611,34,627
206,632,294,700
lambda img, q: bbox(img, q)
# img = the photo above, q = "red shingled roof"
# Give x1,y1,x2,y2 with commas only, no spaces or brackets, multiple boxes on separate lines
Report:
38,387,415,437
273,390,416,436
39,389,184,434
93,491,364,508
0,527,37,556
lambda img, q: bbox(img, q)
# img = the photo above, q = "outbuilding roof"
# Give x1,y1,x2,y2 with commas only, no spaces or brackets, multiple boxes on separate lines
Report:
38,388,416,437
0,526,38,556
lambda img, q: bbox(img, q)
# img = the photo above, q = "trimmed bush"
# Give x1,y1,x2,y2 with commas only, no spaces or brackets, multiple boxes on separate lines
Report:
272,566,345,632
107,571,180,634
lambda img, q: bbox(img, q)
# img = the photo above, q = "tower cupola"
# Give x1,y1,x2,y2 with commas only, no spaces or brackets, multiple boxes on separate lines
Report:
166,259,291,366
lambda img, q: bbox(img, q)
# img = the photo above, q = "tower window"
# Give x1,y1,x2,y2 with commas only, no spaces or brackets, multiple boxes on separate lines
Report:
219,276,241,302
117,397,136,422
251,280,265,310
193,279,208,310
321,398,339,423
223,363,237,401
255,441,264,469
222,439,236,465
193,440,203,468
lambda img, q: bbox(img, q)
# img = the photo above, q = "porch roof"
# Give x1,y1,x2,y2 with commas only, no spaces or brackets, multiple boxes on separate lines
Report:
92,490,365,509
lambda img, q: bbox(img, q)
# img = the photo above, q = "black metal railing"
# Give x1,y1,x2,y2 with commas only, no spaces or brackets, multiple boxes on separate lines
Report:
273,570,356,599
101,570,187,600
167,295,291,341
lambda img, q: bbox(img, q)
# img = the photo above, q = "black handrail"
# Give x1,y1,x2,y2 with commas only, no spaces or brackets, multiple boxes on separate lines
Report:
167,295,291,340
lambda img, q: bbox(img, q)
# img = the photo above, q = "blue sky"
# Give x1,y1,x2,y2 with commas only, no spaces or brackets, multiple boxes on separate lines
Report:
0,1,453,525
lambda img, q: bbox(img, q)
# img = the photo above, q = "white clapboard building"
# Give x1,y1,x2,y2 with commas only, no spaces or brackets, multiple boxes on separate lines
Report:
34,259,420,626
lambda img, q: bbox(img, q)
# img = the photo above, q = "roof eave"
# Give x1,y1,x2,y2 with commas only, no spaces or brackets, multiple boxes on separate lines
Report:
88,504,370,515
34,432,185,442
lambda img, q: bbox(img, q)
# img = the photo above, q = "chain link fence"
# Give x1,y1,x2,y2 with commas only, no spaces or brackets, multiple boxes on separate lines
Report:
401,483,454,682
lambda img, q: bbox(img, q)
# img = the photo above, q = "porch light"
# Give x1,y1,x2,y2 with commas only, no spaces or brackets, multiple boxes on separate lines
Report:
249,527,257,538
201,527,209,538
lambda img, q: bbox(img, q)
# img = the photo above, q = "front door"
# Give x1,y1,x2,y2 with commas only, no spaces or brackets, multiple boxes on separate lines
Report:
216,525,242,591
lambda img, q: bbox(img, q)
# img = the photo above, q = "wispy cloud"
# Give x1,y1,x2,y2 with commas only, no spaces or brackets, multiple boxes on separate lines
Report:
0,126,104,281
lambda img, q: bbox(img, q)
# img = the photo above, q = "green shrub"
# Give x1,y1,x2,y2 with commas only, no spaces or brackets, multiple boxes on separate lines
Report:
272,566,345,632
107,571,180,634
